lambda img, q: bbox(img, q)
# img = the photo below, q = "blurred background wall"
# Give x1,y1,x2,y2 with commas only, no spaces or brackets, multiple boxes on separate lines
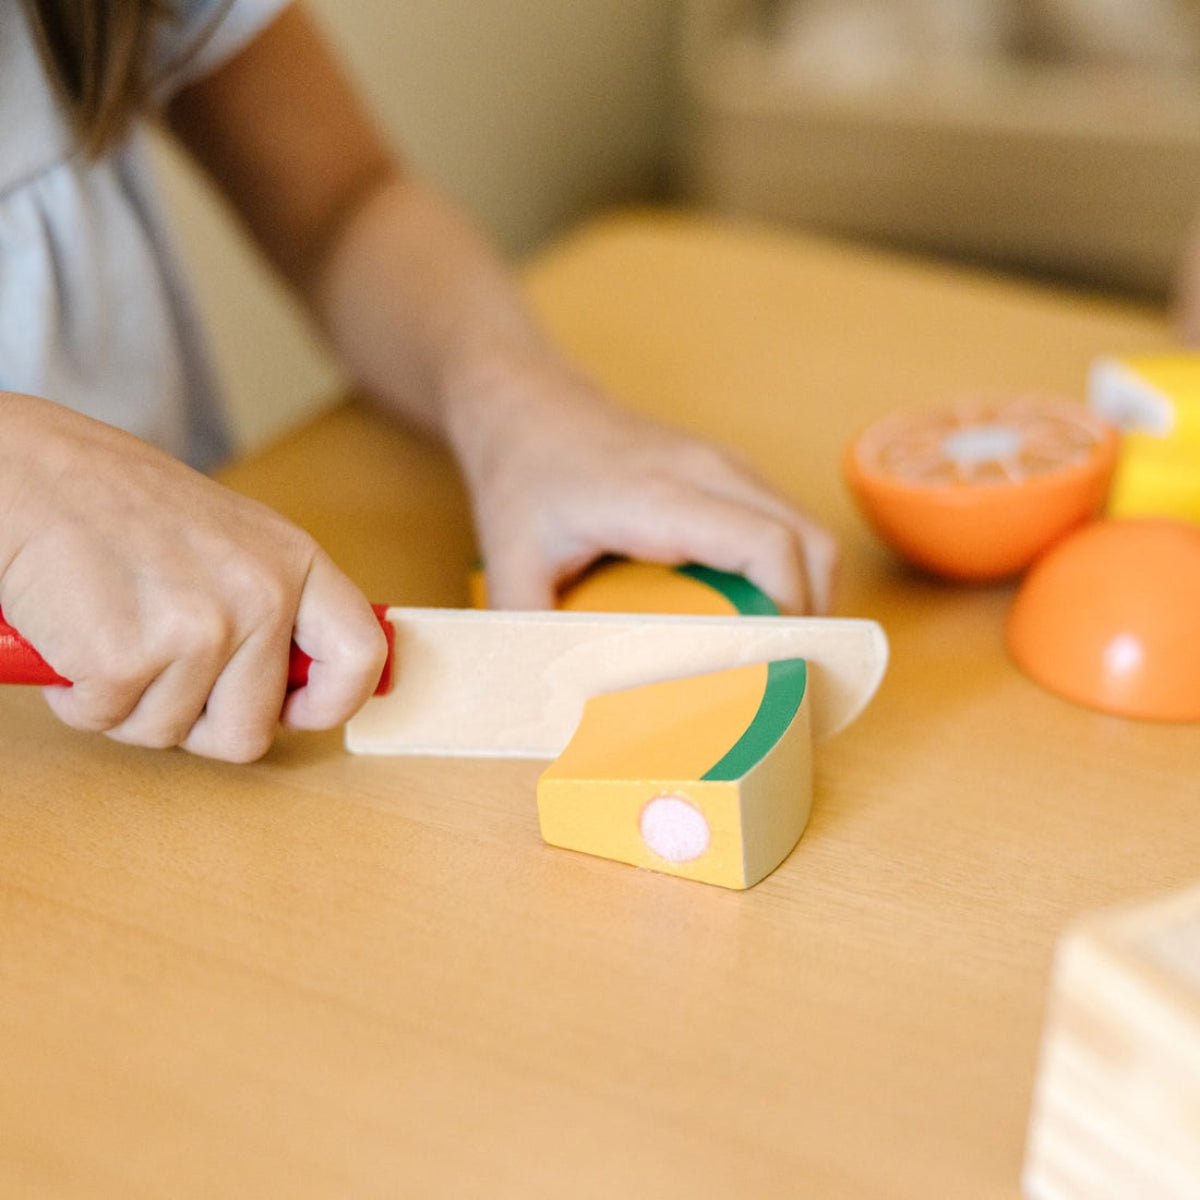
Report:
681,0,1200,302
155,0,1200,455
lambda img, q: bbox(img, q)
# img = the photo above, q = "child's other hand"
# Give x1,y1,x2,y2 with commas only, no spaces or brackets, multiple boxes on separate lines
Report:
450,356,837,615
165,11,833,619
0,394,386,762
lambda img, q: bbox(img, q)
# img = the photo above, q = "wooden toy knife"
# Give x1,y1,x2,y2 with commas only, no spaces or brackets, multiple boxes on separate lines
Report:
0,606,888,757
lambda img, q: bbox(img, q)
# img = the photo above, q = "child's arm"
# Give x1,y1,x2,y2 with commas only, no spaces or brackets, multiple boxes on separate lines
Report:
166,4,837,615
0,393,387,761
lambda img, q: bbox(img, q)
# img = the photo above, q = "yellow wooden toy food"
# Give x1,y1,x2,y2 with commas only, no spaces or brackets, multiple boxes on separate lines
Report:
1089,353,1200,522
537,561,812,889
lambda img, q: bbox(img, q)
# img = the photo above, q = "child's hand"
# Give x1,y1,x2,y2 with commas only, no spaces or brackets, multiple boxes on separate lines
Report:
166,17,835,616
448,355,837,615
0,394,386,762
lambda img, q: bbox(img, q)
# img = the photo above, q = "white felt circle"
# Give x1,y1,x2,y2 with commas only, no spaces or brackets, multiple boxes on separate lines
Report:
941,423,1022,465
639,795,711,863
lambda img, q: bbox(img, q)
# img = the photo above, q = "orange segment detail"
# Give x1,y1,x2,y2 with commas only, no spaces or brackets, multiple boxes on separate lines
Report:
844,395,1119,582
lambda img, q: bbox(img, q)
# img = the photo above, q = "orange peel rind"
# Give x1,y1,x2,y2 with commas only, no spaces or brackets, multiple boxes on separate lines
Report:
844,394,1119,582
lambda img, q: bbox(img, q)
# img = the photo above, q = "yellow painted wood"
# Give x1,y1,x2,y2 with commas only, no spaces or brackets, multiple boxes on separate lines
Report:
558,559,741,615
3,212,1199,1199
541,773,745,888
538,660,812,890
470,558,745,613
536,560,812,890
543,661,770,781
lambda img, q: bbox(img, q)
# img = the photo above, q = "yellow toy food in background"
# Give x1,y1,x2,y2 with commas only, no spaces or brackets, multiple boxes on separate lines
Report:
1089,354,1200,523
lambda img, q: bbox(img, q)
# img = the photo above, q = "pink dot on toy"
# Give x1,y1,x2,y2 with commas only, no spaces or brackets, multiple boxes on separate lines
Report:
639,795,711,863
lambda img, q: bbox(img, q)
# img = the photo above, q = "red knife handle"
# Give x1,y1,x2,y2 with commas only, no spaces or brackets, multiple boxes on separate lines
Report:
288,604,394,695
0,604,394,695
0,613,71,685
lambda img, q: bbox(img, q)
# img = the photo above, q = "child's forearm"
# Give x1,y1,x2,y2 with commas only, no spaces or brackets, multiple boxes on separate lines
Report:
167,3,837,614
306,172,570,450
166,4,553,455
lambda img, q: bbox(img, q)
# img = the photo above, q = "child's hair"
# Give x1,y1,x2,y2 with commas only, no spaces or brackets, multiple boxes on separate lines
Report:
20,0,230,157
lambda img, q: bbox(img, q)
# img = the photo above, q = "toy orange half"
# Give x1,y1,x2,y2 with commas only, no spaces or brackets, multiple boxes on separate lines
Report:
1006,518,1200,722
844,395,1119,582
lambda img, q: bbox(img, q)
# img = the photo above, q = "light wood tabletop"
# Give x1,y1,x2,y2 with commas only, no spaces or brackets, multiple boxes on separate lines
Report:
3,212,1198,1199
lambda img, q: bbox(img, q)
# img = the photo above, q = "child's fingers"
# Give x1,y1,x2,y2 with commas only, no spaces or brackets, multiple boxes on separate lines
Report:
518,488,826,616
44,557,382,761
733,501,837,615
667,447,840,613
104,656,231,752
42,672,148,737
181,629,294,762
482,483,834,616
477,535,589,610
39,610,228,743
279,552,388,733
479,563,558,610
798,520,838,616
627,491,818,614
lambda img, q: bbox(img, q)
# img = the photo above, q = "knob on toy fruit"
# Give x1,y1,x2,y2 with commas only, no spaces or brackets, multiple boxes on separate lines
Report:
844,395,1119,582
1006,517,1200,722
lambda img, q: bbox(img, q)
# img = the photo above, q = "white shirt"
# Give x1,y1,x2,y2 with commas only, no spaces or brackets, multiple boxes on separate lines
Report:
0,0,290,470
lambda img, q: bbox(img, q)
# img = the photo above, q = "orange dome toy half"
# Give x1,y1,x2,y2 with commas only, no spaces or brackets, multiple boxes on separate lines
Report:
1007,518,1200,722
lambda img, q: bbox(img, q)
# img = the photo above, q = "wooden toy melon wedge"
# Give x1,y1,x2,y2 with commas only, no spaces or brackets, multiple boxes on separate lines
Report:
538,655,811,889
347,560,886,887
535,561,869,889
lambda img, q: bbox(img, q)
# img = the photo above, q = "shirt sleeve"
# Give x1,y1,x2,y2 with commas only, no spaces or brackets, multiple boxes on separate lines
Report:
148,0,294,102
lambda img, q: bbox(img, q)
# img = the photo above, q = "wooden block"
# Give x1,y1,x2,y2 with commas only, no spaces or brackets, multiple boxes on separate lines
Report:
537,656,811,889
1023,884,1200,1200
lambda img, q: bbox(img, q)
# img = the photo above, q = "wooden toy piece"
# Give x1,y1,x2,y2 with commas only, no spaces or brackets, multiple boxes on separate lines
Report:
1023,884,1200,1200
1006,518,1200,723
466,558,778,616
843,394,1117,582
555,559,777,617
537,656,811,889
532,562,817,888
344,605,886,757
348,560,885,760
1089,353,1200,523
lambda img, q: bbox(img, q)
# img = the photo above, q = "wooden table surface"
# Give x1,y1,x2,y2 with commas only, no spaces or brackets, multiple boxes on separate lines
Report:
3,212,1198,1199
